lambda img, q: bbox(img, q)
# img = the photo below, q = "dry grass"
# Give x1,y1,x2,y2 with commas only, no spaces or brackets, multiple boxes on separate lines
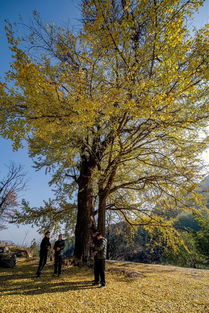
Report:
0,258,209,313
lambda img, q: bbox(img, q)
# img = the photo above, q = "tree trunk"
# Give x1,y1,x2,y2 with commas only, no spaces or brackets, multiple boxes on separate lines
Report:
98,191,106,236
74,154,96,264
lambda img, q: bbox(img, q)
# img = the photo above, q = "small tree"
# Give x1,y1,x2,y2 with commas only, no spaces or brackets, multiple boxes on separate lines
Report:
29,238,40,257
193,212,209,262
0,163,25,229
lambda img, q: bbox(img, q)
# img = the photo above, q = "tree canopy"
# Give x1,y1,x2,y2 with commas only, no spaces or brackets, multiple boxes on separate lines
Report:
0,0,209,261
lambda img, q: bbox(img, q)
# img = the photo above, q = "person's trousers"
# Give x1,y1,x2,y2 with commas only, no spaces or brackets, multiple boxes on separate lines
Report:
94,259,105,285
36,253,47,276
54,254,62,275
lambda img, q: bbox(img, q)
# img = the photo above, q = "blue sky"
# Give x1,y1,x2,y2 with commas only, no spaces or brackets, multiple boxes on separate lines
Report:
0,0,82,245
0,0,209,245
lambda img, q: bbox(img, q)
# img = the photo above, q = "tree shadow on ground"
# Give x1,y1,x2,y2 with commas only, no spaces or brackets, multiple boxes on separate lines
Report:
1,279,97,295
0,259,97,295
0,259,183,295
0,259,91,279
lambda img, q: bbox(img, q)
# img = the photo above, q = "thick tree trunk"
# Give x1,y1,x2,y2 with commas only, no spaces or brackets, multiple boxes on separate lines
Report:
74,155,96,264
73,133,114,263
98,192,106,236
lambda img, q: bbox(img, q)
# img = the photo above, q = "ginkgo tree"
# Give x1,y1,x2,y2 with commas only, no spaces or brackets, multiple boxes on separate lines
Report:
0,0,209,263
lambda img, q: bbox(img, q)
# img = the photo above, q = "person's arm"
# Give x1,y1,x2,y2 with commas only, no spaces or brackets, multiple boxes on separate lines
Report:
40,238,47,250
40,238,44,250
60,241,65,251
53,241,57,251
45,238,51,250
95,239,106,251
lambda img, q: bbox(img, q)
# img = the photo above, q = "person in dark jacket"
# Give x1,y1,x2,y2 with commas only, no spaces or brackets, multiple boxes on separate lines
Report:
36,231,51,278
92,232,107,288
53,234,65,277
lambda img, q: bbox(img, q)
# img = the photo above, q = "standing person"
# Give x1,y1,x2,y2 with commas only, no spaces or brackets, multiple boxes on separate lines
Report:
93,232,107,288
36,231,51,278
53,234,65,277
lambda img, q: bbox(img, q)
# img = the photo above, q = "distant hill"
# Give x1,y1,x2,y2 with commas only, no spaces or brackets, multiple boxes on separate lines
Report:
0,240,15,245
200,175,209,187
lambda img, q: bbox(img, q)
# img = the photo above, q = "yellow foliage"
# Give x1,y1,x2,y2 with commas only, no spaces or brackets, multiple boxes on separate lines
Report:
0,259,209,313
0,0,209,230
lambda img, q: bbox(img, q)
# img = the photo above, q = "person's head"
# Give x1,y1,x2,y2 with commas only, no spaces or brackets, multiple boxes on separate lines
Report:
92,230,99,238
45,231,50,238
58,234,63,240
96,232,103,240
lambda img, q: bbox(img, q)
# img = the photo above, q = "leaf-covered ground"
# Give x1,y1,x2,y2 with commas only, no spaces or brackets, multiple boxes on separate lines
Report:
0,259,209,313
